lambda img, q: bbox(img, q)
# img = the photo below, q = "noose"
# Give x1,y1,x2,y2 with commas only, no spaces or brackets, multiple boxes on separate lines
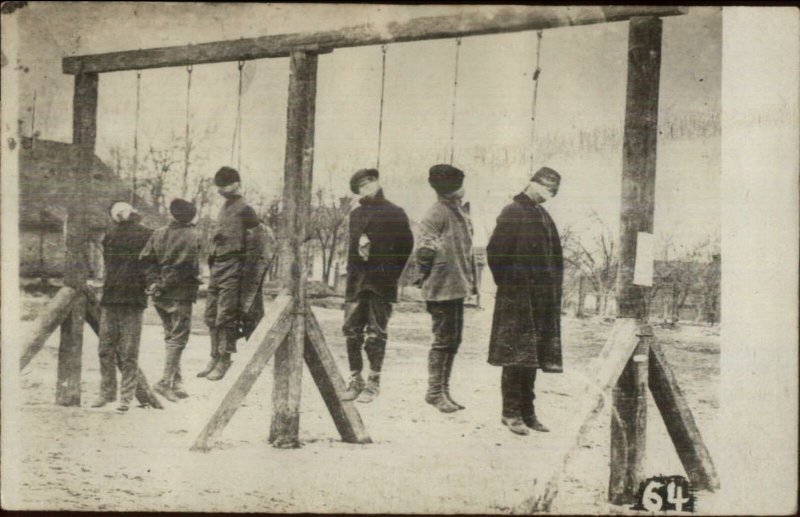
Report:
375,45,388,170
448,37,462,165
529,30,544,175
231,60,245,172
131,70,141,205
182,64,193,198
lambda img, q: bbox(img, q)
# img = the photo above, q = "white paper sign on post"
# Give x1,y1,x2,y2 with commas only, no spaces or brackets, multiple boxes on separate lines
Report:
633,231,655,287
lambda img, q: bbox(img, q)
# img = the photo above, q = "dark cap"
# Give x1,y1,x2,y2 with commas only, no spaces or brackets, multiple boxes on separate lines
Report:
428,164,465,195
531,166,561,194
214,166,241,187
169,198,197,224
349,168,380,194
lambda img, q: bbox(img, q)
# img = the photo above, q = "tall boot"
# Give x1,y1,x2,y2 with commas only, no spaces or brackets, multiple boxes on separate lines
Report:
207,328,234,381
356,371,380,404
425,350,458,413
521,368,548,432
197,328,220,378
443,352,465,410
154,346,179,402
172,348,189,399
501,367,529,435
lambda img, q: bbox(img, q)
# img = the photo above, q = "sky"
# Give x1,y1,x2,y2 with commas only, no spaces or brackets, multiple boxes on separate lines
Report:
9,3,721,250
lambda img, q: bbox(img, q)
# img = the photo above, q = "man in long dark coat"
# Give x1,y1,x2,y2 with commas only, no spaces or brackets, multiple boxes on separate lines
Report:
486,166,564,435
341,168,414,403
91,202,153,412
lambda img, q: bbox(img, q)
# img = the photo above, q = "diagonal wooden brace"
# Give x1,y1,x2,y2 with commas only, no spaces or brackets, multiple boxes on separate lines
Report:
19,286,79,371
191,296,294,451
304,306,371,444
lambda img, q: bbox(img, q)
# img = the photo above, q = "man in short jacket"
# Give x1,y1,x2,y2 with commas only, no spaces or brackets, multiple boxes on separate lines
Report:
341,168,414,403
140,198,201,401
415,164,476,414
92,202,153,412
200,166,262,381
486,166,564,435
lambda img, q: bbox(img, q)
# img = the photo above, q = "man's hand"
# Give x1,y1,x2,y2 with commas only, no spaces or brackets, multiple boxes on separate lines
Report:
358,234,371,261
145,283,161,298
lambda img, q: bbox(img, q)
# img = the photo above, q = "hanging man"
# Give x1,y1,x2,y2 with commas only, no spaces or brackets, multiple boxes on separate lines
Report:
486,166,564,435
91,202,153,412
140,198,202,401
199,166,263,381
415,164,476,413
341,168,414,403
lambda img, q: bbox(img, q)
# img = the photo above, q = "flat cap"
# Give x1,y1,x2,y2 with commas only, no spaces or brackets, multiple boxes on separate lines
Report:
428,164,465,195
349,168,380,194
169,198,197,224
214,166,240,187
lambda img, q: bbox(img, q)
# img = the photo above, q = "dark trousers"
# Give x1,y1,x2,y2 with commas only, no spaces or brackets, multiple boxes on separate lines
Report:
98,305,144,403
204,256,241,353
154,299,193,351
501,366,537,418
342,292,392,373
426,298,465,354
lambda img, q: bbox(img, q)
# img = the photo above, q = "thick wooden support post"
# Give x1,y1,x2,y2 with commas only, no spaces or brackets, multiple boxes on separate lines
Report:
20,287,79,370
304,308,372,444
192,296,294,451
270,50,318,449
616,16,661,319
83,289,162,409
520,318,640,513
649,342,720,491
609,327,652,504
57,72,97,407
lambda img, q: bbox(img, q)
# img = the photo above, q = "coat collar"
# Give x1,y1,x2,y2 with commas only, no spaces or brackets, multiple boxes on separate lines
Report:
514,192,540,208
359,189,386,207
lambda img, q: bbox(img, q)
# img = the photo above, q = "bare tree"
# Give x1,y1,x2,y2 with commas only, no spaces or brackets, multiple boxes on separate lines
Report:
309,188,352,285
563,211,617,316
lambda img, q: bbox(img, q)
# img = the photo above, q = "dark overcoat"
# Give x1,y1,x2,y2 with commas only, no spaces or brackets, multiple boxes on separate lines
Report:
486,193,563,372
139,221,202,302
100,219,153,308
346,189,414,303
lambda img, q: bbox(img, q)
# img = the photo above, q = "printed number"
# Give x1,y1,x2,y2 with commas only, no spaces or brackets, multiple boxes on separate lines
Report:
667,481,691,512
642,480,664,511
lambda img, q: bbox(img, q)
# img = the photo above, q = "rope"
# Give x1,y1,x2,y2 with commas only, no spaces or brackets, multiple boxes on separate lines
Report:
376,45,388,170
131,70,141,205
448,37,462,165
529,30,544,175
231,60,245,171
182,64,193,198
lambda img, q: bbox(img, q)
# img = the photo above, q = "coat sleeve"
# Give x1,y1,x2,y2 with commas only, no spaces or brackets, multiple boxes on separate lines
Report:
138,230,161,287
486,204,519,287
388,207,414,281
415,205,445,275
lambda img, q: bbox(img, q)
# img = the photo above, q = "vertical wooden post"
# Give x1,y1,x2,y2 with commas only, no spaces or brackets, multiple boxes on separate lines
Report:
56,72,98,406
609,329,652,504
270,51,318,448
608,16,662,503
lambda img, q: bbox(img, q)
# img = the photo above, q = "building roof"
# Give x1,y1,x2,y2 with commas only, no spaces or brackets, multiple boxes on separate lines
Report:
19,138,164,230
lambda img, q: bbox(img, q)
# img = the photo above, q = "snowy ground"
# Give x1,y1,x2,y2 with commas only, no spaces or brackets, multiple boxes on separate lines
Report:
8,295,720,513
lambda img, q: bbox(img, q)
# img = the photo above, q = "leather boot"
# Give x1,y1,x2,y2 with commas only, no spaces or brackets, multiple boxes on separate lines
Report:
207,352,232,381
172,348,188,399
522,411,550,433
356,372,380,404
341,372,365,401
197,328,220,378
502,416,530,435
425,350,458,413
154,346,179,402
520,368,548,432
443,352,465,410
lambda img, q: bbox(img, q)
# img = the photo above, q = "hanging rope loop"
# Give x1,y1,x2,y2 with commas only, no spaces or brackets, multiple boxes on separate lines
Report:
182,65,193,198
232,60,246,169
375,45,388,170
529,30,544,175
448,37,463,165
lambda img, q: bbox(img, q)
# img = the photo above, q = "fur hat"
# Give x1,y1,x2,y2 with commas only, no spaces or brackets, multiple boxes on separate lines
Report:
349,168,380,194
214,166,241,187
428,164,465,195
169,198,197,224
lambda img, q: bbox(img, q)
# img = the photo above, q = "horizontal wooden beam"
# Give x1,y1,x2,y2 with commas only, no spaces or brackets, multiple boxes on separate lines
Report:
63,6,686,74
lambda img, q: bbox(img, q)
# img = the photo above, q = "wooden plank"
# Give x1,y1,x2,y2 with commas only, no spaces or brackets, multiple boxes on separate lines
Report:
304,307,371,444
519,318,640,513
615,17,662,319
56,72,97,407
19,287,79,370
609,329,652,504
191,296,293,452
269,50,318,449
83,289,163,409
62,6,686,74
649,342,720,491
